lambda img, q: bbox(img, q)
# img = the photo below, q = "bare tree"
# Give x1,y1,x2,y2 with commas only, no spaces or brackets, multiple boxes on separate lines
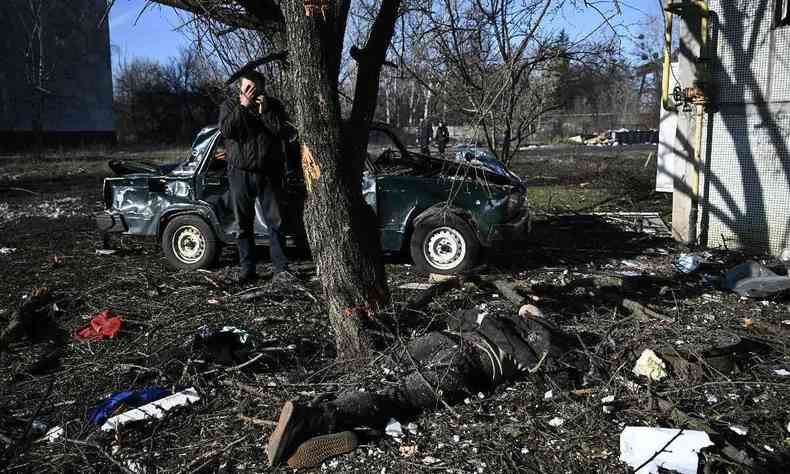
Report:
143,0,400,362
399,0,620,162
114,47,222,143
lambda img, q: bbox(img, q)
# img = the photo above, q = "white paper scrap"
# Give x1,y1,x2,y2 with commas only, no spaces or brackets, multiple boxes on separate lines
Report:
632,349,668,382
44,425,64,442
548,417,564,427
619,427,713,474
385,419,403,437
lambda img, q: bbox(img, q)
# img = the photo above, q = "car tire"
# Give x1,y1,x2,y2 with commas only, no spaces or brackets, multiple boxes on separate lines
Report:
162,215,218,271
410,214,480,275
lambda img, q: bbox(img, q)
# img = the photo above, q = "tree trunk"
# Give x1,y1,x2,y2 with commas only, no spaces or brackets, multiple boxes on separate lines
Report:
280,0,389,362
384,75,391,124
422,83,432,120
408,80,416,127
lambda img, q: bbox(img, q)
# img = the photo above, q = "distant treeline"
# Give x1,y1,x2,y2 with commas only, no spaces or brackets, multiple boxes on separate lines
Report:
114,49,225,145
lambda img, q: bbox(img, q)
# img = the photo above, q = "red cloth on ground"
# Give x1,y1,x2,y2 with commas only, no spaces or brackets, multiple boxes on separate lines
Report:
76,309,122,340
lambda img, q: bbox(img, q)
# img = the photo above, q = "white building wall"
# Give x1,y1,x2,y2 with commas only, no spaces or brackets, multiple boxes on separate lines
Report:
699,0,790,255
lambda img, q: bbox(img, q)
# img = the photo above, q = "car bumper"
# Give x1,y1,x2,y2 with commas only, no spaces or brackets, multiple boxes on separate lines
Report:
95,211,129,234
489,209,532,245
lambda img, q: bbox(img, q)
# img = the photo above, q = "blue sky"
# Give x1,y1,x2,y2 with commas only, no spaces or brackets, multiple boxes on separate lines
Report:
109,0,190,72
109,0,662,75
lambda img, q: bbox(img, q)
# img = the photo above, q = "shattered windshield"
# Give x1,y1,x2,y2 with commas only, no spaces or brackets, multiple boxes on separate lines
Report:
452,147,522,184
171,128,218,175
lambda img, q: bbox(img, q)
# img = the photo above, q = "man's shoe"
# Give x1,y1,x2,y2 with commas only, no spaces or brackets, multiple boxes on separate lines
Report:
266,401,322,466
238,268,258,284
287,431,358,469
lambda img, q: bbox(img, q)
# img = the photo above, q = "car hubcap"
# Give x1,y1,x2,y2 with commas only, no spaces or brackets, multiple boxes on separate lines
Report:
173,225,205,264
424,226,466,270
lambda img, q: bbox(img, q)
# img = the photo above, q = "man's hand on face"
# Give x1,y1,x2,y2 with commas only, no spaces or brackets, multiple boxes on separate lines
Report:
240,82,257,108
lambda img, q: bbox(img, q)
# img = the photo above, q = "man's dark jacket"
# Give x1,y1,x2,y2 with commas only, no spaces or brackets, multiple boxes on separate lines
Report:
219,96,295,175
437,125,450,144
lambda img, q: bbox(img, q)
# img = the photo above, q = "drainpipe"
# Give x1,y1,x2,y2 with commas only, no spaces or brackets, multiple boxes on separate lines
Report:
662,0,711,245
661,9,675,112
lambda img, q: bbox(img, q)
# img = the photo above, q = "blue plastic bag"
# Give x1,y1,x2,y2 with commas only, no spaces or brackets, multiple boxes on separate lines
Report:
87,387,171,425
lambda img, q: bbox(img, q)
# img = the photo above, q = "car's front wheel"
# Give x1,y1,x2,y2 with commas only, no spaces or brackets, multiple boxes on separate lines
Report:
410,215,480,274
162,215,218,271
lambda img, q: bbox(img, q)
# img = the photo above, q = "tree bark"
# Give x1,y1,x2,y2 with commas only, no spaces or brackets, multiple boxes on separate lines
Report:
279,0,389,362
408,80,416,127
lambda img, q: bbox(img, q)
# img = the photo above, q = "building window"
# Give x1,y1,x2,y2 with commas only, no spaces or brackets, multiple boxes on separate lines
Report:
777,0,790,27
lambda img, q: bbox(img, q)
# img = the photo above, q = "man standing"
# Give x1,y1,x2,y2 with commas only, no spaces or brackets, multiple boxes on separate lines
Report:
418,119,433,155
436,121,450,155
219,71,295,283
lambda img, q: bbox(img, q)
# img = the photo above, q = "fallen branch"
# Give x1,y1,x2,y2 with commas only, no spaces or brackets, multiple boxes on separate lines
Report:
472,276,529,307
185,435,247,473
64,438,136,474
401,277,461,317
0,187,37,195
201,353,265,375
619,298,674,323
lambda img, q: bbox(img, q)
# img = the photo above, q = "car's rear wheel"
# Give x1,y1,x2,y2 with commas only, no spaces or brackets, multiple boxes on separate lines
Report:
162,215,218,271
410,215,480,274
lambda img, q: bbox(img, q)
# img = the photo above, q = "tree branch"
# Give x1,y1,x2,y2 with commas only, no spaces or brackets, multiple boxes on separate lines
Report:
147,0,282,31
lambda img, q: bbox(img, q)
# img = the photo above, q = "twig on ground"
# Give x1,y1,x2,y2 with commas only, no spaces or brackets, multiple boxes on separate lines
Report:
186,436,247,473
202,275,221,288
64,438,135,474
527,352,548,374
201,353,265,375
632,428,685,473
293,283,318,303
238,415,276,427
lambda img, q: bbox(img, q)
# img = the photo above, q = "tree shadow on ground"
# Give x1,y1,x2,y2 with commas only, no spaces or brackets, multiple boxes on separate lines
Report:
488,214,676,271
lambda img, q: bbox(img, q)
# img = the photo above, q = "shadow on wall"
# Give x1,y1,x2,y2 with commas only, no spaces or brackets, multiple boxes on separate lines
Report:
658,0,790,256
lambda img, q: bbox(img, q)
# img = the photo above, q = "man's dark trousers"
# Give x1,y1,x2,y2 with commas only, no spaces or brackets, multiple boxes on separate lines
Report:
229,166,288,274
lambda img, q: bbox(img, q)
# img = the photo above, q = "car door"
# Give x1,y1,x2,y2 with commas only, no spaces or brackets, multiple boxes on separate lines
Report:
366,127,452,251
196,133,236,241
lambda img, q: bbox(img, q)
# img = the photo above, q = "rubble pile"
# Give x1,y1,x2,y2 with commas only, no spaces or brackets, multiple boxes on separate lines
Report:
569,129,659,147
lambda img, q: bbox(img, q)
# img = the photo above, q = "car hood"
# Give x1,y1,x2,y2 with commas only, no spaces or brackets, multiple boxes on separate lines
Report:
412,147,524,188
108,159,182,177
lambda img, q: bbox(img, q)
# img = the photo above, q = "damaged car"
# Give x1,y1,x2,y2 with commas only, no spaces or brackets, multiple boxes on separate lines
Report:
96,123,530,274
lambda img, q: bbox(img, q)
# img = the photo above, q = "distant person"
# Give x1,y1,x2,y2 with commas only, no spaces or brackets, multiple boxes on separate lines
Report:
219,70,296,284
419,119,433,155
436,121,450,155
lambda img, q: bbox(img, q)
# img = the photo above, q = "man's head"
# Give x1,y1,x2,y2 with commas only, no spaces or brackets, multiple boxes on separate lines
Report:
239,71,266,98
